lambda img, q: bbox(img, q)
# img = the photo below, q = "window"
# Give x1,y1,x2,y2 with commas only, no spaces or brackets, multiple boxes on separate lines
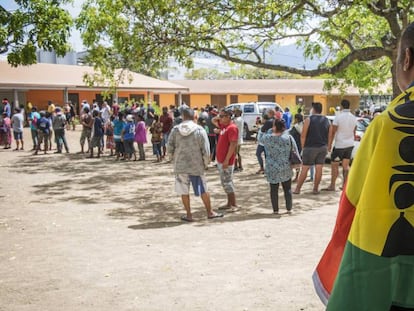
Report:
243,104,254,113
230,95,238,104
258,95,275,102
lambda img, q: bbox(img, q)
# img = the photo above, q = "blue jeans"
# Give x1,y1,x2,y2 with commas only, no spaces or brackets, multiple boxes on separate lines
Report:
256,144,266,169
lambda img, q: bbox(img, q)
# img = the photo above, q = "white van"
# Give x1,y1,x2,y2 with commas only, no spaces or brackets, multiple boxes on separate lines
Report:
226,102,283,139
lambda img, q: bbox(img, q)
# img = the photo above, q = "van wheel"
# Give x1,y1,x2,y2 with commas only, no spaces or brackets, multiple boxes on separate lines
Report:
243,123,251,140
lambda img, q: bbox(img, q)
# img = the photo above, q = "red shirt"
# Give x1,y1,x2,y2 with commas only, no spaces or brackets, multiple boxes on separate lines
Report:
216,122,238,165
160,114,173,134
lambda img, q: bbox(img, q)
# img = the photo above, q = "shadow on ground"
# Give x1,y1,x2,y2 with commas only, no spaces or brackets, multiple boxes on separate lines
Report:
11,141,336,230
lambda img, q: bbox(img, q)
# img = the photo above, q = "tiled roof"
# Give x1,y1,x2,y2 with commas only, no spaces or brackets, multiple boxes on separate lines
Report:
174,79,364,95
0,61,188,92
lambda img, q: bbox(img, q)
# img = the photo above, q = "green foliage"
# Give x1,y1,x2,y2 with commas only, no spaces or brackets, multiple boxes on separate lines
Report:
185,65,302,79
1,1,73,66
75,0,411,96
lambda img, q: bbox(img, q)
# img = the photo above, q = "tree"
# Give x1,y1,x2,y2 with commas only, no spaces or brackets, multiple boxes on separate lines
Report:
184,65,301,79
0,1,73,66
77,0,412,96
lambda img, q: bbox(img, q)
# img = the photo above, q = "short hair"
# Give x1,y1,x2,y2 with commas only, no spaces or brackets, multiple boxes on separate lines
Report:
312,102,323,114
14,107,21,113
181,108,194,120
220,108,233,118
273,118,286,132
341,99,350,109
294,113,303,123
399,22,414,65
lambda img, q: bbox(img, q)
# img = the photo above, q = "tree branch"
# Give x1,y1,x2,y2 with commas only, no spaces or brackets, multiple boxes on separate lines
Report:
196,46,388,76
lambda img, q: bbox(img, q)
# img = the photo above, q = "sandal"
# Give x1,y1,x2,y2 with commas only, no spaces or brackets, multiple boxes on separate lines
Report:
208,212,224,219
180,215,194,222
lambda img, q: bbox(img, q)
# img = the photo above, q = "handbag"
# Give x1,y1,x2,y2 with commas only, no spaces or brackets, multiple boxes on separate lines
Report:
289,136,302,169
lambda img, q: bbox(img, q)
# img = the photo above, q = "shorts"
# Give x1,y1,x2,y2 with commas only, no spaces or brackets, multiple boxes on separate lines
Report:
80,128,92,145
13,131,23,140
161,132,169,147
124,139,135,155
302,146,328,166
91,136,102,148
217,163,235,193
175,174,207,196
331,146,354,162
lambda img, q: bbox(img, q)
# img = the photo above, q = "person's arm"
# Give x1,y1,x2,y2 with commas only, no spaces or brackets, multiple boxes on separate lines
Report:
211,116,220,128
328,125,337,151
223,140,238,169
301,118,310,149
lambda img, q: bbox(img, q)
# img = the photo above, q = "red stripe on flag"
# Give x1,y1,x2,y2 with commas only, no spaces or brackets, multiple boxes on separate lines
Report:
313,192,356,304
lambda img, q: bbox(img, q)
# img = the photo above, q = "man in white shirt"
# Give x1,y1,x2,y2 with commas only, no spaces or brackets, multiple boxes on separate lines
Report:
233,108,244,172
325,99,357,191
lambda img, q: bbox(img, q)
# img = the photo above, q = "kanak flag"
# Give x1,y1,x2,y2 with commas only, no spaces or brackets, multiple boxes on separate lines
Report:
313,88,414,310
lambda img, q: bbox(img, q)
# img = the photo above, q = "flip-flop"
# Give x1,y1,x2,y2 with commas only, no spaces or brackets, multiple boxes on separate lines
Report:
321,188,335,191
180,215,194,222
313,190,321,195
208,212,224,219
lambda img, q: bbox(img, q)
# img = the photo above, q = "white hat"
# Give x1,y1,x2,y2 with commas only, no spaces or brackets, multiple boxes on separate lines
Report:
126,115,134,122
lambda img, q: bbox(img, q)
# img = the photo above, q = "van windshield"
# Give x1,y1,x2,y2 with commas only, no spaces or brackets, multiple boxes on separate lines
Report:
258,104,277,113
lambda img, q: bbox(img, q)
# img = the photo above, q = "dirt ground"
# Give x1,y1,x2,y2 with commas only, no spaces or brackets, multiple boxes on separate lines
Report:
0,127,341,311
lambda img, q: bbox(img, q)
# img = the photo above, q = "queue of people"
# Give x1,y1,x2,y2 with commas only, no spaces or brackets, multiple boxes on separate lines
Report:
0,96,362,219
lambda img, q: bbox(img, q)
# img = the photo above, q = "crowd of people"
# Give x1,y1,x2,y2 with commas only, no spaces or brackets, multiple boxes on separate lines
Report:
0,95,373,218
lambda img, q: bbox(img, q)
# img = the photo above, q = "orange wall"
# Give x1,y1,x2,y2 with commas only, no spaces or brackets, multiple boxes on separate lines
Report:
159,94,176,108
238,95,257,102
26,90,66,110
190,95,210,108
276,94,296,108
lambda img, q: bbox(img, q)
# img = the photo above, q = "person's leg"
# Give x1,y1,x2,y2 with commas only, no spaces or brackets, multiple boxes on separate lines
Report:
294,165,309,194
281,179,292,211
227,192,237,208
139,143,145,160
43,135,48,154
31,130,36,149
62,131,69,152
256,145,265,173
327,161,339,190
181,195,192,220
237,145,243,170
309,165,315,181
341,158,351,187
313,164,324,193
200,192,213,216
97,140,102,158
80,130,85,153
19,132,24,150
270,183,279,213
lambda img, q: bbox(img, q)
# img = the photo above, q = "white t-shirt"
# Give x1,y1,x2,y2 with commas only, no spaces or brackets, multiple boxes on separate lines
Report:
234,116,244,144
333,109,357,148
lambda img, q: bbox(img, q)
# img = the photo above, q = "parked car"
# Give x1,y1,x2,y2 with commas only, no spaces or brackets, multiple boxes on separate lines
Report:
225,102,283,139
325,115,371,163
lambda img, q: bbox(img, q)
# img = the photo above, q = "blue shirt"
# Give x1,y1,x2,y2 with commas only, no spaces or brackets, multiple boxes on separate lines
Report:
93,117,104,137
123,122,135,141
38,117,50,134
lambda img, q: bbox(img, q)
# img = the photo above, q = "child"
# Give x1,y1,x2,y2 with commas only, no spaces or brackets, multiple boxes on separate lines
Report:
134,114,147,161
0,112,11,149
113,112,125,160
105,116,115,156
89,110,104,158
149,114,163,162
121,114,136,161
34,111,50,155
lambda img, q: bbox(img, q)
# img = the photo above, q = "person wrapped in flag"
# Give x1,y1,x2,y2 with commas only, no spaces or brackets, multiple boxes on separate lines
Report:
313,22,414,310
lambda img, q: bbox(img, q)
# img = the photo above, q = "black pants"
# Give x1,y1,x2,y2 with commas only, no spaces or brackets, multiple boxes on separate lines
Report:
270,179,292,213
